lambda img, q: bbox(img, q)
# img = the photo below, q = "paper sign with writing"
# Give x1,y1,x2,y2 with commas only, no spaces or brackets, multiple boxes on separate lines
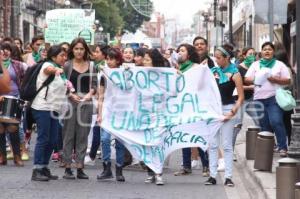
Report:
101,65,223,173
45,9,95,45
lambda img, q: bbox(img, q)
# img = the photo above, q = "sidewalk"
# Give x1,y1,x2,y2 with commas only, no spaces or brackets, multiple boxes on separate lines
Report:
234,125,280,199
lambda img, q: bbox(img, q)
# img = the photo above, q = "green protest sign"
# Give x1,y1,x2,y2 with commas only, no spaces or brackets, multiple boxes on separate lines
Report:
45,9,95,45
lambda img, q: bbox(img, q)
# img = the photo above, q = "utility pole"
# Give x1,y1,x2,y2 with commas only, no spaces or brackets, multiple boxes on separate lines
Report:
228,0,233,44
268,0,274,41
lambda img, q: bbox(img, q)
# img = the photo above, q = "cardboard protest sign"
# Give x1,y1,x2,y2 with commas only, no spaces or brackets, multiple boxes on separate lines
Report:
45,9,95,45
101,65,223,173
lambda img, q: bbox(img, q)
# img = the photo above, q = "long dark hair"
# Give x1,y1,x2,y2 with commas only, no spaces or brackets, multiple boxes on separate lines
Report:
145,48,169,67
68,37,92,61
11,44,23,62
177,43,200,64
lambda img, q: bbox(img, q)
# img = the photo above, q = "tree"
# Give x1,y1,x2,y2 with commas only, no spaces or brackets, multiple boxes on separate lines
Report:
114,0,152,34
93,0,123,38
92,0,152,37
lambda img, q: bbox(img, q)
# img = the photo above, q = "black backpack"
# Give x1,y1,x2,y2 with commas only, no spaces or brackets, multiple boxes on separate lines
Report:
20,61,55,102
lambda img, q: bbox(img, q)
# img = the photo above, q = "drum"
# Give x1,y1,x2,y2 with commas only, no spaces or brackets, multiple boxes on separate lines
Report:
0,95,24,123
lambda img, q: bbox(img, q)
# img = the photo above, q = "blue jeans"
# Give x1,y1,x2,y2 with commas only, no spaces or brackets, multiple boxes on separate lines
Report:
256,96,287,150
101,128,125,167
31,109,59,168
53,123,63,153
182,147,209,169
209,104,236,179
89,122,100,159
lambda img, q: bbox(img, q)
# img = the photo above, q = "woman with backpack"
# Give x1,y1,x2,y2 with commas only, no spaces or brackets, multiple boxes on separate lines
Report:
30,45,68,181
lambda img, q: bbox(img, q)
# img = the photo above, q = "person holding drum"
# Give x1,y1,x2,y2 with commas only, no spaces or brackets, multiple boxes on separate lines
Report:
0,43,28,166
30,45,68,181
0,56,11,94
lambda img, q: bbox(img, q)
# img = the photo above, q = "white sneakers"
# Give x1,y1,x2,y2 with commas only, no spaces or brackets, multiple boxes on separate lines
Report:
155,175,164,185
144,175,164,185
84,156,95,166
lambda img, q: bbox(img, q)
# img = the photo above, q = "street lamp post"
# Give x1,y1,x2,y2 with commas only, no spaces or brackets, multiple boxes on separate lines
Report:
219,0,227,45
202,12,210,40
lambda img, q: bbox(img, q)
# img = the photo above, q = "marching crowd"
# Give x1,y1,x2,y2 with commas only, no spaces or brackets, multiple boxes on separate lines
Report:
0,34,294,188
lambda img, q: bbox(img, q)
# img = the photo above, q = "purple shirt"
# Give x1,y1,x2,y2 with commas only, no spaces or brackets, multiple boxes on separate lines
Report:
7,64,19,97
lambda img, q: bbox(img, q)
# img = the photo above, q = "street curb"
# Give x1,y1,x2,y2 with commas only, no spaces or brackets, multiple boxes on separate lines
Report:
235,142,275,199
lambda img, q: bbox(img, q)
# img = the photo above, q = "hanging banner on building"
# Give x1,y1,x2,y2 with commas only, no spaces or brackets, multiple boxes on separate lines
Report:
254,0,287,24
100,66,223,173
45,9,95,45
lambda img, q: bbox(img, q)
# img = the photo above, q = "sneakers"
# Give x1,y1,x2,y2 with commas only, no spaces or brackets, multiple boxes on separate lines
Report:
155,175,164,185
279,149,288,157
191,160,200,169
217,159,225,172
202,167,209,177
224,178,234,187
6,152,13,160
51,153,59,162
274,146,280,153
84,155,95,166
21,151,30,161
174,168,192,176
144,175,155,183
205,177,217,185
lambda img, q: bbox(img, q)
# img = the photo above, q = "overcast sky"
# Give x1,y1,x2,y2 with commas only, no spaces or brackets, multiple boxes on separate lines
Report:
151,0,212,26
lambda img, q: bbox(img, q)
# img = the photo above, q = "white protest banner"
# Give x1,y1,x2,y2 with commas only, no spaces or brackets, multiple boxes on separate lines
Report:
101,65,223,173
45,9,95,45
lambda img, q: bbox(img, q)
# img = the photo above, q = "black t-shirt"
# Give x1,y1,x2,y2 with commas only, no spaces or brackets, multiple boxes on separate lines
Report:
70,68,90,94
214,74,236,105
238,65,253,100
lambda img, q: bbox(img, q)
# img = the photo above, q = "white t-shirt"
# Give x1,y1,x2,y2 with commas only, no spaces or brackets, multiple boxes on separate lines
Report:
31,62,67,113
245,60,290,100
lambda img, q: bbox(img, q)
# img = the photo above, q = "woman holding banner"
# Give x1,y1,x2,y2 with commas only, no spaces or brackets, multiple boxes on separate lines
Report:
97,47,126,182
174,44,211,177
205,44,244,187
142,48,170,186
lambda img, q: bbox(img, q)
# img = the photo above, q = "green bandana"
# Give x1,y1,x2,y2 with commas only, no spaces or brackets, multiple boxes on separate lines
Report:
243,55,256,68
32,51,41,63
211,63,239,84
94,60,105,71
260,58,276,69
179,60,193,73
3,59,11,68
50,61,67,81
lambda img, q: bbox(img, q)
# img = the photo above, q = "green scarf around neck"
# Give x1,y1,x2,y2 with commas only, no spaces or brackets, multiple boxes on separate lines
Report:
243,55,256,68
179,60,193,73
3,59,11,68
50,61,67,81
32,51,41,63
260,58,276,69
211,63,239,84
94,60,105,71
